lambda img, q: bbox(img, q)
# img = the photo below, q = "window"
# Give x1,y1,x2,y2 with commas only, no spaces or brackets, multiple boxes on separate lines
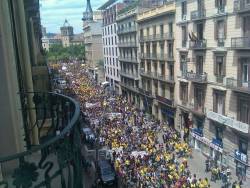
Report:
215,126,223,142
147,27,150,36
213,91,225,115
215,0,226,13
168,43,173,58
196,56,204,75
153,25,156,36
214,55,225,82
180,54,187,75
181,1,187,19
114,24,116,33
180,83,188,102
181,25,187,47
140,29,143,40
111,25,113,34
194,87,204,111
239,139,248,155
160,24,164,36
239,99,250,124
169,22,173,36
197,23,204,40
242,63,249,85
243,16,250,37
215,20,226,46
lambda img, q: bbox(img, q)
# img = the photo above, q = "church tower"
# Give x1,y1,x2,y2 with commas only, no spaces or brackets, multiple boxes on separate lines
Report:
60,19,74,47
82,0,93,22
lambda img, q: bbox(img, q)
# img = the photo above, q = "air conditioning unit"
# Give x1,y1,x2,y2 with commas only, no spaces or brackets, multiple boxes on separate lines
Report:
182,15,187,21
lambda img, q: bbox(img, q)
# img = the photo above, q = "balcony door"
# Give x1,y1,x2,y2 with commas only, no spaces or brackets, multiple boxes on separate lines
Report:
198,0,204,12
197,23,204,40
180,54,187,76
196,56,204,75
242,62,249,87
243,16,250,37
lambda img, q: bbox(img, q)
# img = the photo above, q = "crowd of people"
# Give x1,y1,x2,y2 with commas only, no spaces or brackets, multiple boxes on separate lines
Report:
66,70,210,188
61,67,242,188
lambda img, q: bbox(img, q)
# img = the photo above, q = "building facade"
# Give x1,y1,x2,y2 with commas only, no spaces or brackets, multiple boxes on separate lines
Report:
175,0,250,179
117,6,140,106
60,19,74,47
100,1,125,94
137,1,176,125
42,37,62,51
83,0,104,83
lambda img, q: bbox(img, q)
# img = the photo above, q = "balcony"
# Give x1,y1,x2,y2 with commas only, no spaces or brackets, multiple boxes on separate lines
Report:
138,88,153,98
191,10,206,21
119,56,138,63
189,40,207,49
117,26,137,34
120,71,139,80
140,70,175,84
118,41,137,48
139,33,174,42
156,95,174,107
120,82,139,93
226,77,250,94
183,72,207,83
0,92,83,187
234,0,250,13
231,37,250,49
216,7,226,15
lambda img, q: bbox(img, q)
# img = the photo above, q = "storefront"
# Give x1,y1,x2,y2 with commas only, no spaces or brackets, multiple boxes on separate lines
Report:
191,132,223,159
234,150,248,179
161,107,175,128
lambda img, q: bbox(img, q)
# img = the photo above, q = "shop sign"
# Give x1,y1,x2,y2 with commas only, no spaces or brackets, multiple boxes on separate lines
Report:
192,128,203,137
191,132,223,153
212,138,223,148
235,150,248,164
207,111,249,134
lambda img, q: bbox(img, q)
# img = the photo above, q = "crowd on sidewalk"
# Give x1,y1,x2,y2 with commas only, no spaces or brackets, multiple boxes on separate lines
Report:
64,69,243,188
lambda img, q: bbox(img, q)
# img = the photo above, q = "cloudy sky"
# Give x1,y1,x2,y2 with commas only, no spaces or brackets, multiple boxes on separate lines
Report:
40,0,106,34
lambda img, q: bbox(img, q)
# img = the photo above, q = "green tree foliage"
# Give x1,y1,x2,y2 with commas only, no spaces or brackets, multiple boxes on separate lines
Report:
47,44,85,62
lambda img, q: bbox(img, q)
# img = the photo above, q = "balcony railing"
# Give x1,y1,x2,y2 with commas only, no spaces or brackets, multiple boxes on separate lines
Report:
226,77,250,94
189,40,207,49
120,82,139,93
217,7,225,14
138,88,153,98
140,70,174,83
0,92,83,187
231,37,250,49
139,33,174,42
217,38,225,47
234,0,250,13
118,41,137,47
191,10,206,20
156,95,174,107
183,72,208,83
140,53,174,61
119,56,138,63
120,71,139,79
117,26,137,34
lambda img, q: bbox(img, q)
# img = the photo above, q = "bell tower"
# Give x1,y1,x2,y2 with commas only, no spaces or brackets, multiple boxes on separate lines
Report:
82,0,93,22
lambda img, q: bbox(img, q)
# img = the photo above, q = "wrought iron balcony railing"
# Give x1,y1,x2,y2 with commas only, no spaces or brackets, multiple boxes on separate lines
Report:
226,77,250,94
191,10,206,20
120,82,139,93
120,71,139,79
139,33,174,42
0,92,83,188
183,72,208,83
117,41,137,47
231,37,250,49
117,26,137,34
140,70,175,83
119,56,138,63
234,0,250,13
189,39,207,49
156,95,174,107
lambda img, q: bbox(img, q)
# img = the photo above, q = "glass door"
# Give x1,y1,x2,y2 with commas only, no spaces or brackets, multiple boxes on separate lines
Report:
242,63,249,88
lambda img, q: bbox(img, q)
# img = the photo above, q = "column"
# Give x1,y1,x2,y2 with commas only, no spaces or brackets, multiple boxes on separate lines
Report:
16,0,38,145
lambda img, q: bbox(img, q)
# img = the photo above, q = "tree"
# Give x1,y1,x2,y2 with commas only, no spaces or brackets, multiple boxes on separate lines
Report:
47,44,85,62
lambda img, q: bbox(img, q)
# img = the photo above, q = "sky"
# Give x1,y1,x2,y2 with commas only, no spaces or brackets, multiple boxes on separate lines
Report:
40,0,106,34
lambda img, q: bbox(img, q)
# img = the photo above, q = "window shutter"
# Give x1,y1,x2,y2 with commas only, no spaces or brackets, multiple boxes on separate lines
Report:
224,20,227,39
222,56,226,76
214,21,218,40
214,56,218,75
213,92,217,112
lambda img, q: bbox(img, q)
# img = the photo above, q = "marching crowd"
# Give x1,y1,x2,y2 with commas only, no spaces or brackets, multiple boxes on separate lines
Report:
63,69,242,188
